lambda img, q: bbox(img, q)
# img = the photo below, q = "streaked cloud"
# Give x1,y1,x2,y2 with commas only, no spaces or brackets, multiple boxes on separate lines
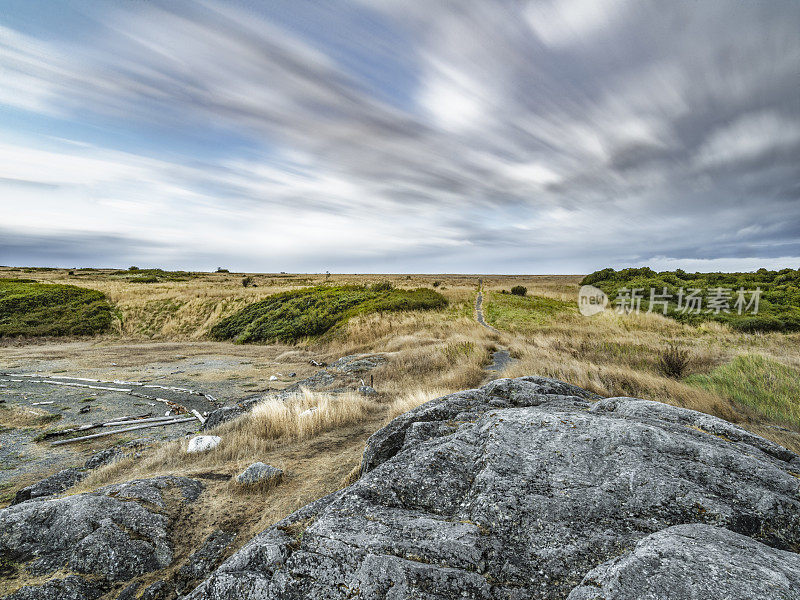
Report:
0,0,797,272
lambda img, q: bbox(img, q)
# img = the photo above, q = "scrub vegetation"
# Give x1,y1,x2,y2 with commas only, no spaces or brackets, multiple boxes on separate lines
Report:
210,284,447,343
583,267,800,332
0,278,112,337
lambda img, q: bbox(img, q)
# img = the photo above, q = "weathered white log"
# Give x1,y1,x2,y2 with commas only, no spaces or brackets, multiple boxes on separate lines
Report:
40,413,153,439
103,416,179,426
50,417,196,446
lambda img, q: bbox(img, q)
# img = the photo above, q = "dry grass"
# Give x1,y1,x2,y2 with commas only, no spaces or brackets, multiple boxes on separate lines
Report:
385,387,450,423
485,291,800,453
0,405,61,429
238,388,375,444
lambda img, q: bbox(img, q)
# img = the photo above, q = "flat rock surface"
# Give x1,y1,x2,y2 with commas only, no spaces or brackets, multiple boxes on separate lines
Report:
568,523,800,600
187,376,800,600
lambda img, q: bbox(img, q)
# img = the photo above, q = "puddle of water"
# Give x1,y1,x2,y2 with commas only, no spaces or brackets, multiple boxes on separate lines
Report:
487,350,514,372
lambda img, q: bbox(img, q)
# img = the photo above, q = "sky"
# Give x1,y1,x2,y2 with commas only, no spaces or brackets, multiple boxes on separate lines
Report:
0,0,798,274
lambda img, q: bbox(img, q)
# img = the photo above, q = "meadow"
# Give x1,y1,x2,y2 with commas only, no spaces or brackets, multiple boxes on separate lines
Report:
2,267,798,449
1,266,798,590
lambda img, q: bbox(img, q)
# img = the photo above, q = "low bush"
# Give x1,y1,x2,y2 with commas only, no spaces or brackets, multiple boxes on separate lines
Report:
582,267,800,332
0,278,113,337
510,285,527,296
111,268,197,282
210,285,447,343
657,343,691,378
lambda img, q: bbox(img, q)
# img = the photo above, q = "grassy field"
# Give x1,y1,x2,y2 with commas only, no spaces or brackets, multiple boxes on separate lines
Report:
483,280,800,442
686,354,800,427
0,268,476,339
1,267,798,446
1,266,798,595
0,278,112,337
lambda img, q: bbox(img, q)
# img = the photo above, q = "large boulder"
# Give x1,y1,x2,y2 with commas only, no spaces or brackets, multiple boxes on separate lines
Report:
0,476,203,597
187,376,800,599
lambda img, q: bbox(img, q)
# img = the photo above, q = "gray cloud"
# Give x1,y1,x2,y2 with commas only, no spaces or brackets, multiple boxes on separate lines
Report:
0,229,169,268
0,0,798,272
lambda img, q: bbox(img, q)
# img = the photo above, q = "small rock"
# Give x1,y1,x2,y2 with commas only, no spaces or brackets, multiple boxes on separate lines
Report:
187,436,221,453
269,375,278,381
85,439,148,470
299,407,317,418
79,405,91,414
358,385,377,396
12,468,86,505
236,462,283,486
288,372,296,377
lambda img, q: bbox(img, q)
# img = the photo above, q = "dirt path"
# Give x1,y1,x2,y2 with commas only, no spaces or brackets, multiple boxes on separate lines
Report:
475,290,499,333
475,289,517,376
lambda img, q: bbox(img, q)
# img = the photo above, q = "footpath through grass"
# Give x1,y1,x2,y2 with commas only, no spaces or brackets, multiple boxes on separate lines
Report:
686,354,800,429
0,279,113,337
210,284,447,343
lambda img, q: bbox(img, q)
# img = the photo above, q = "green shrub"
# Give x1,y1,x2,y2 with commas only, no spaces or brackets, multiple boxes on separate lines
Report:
242,276,255,288
581,267,800,333
370,281,394,292
0,279,113,337
210,285,447,343
510,285,527,296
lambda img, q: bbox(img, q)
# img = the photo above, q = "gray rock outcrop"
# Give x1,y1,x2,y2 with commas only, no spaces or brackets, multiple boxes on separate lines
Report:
11,468,86,505
330,354,387,373
0,476,203,598
187,376,800,600
3,575,106,600
175,529,236,594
